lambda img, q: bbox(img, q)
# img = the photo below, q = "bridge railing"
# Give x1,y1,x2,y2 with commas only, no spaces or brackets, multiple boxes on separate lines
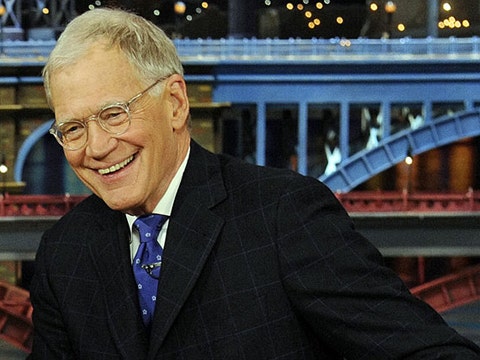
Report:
0,194,86,217
411,263,480,313
335,189,480,213
1,190,480,216
2,37,480,62
174,37,480,61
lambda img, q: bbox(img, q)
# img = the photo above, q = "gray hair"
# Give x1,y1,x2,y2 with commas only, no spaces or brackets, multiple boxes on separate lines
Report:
43,8,184,106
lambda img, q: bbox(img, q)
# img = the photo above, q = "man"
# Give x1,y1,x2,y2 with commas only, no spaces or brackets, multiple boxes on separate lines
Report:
29,8,480,359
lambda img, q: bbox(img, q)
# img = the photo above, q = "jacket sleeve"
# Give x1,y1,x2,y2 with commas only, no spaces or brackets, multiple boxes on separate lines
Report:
276,176,480,359
28,232,76,360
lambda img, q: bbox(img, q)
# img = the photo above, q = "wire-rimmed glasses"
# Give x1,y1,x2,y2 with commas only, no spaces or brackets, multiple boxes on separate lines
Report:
49,77,167,151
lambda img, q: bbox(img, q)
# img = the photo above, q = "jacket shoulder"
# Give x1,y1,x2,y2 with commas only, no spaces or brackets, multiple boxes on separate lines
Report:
45,194,120,238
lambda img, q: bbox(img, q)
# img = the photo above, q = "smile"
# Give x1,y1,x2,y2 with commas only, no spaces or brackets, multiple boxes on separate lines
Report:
98,155,135,175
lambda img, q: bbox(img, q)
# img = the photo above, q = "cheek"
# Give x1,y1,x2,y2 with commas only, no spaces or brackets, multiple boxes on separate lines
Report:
64,151,83,169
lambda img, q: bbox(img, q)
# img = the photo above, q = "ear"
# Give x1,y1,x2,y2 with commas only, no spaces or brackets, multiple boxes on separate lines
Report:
166,74,190,130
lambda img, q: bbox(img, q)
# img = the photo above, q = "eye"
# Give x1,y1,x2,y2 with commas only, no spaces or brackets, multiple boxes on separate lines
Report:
59,122,85,140
99,106,128,126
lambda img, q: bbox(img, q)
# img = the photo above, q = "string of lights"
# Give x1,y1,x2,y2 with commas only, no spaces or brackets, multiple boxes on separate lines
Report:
11,0,480,40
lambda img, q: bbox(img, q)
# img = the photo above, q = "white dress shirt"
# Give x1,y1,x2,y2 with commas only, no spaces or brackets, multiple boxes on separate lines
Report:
126,148,190,263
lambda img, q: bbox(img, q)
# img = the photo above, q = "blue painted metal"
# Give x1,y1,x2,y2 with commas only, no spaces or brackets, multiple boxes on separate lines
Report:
321,109,480,192
173,37,480,62
14,120,53,182
212,58,480,190
297,102,308,175
5,38,480,192
256,102,266,166
2,37,480,64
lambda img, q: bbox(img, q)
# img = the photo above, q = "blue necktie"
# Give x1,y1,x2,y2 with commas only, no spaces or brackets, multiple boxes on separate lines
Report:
132,214,168,328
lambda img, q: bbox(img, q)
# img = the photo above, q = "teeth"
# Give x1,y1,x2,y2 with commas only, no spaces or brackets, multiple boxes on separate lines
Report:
98,155,134,175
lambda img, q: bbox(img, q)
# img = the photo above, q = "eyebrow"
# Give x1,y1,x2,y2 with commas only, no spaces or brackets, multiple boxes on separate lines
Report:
57,100,126,124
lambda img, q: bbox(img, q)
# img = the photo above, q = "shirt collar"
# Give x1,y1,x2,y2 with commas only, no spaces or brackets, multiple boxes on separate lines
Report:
125,146,190,228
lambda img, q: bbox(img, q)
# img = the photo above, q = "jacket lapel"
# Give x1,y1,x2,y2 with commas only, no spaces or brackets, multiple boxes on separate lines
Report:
148,141,226,358
88,207,149,359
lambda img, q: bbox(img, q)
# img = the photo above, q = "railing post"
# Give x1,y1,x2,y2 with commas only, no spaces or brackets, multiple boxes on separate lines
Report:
63,193,71,213
467,187,474,211
402,188,408,211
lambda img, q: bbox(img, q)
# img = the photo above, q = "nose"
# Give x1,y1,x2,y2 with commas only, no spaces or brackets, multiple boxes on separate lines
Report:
84,120,118,158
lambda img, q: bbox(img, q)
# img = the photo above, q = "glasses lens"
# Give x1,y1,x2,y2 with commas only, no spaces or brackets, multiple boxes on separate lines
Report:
57,121,87,150
98,105,130,134
52,104,132,150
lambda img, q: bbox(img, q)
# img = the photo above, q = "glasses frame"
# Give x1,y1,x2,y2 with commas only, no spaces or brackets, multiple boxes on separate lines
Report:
49,77,167,151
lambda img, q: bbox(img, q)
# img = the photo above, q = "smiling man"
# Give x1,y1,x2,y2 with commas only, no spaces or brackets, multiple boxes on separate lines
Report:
28,7,480,360
45,31,189,216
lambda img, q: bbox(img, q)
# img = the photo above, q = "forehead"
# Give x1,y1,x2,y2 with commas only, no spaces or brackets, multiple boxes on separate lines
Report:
49,45,139,118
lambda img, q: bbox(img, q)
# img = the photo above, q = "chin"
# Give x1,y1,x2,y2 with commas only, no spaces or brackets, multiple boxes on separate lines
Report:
102,199,126,212
99,193,132,212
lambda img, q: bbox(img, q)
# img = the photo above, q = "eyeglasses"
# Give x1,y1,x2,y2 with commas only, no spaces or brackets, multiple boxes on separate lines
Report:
49,77,167,151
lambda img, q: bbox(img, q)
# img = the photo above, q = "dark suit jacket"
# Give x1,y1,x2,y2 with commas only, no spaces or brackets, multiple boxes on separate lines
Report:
29,141,480,359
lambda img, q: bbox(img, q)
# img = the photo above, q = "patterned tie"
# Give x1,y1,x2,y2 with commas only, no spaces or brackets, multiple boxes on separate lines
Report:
132,214,168,329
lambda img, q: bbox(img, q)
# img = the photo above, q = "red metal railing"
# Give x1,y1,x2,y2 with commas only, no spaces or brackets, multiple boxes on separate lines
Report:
411,264,480,313
1,190,480,217
336,189,480,213
0,281,32,353
0,193,87,217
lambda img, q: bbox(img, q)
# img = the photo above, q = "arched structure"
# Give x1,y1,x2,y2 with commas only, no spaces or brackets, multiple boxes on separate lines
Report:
13,120,53,183
321,109,480,192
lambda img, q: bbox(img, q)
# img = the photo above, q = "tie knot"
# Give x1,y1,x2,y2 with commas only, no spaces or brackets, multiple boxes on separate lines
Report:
134,214,168,243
